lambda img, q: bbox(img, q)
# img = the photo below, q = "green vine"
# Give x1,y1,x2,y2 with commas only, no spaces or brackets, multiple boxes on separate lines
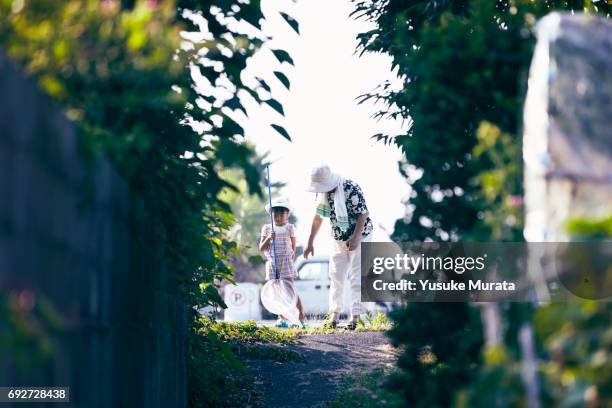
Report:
0,0,294,311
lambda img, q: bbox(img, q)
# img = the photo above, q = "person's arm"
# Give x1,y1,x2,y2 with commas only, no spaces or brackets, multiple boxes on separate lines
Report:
289,224,297,260
347,181,370,251
259,229,275,252
304,214,323,259
347,212,368,251
291,237,297,260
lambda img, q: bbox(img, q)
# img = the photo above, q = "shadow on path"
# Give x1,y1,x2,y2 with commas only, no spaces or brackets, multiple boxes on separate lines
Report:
244,332,397,408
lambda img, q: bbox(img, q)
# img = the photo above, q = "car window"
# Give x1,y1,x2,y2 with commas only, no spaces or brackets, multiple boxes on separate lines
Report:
298,261,328,280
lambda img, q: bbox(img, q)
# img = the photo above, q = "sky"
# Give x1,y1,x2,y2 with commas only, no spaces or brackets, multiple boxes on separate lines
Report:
236,0,408,253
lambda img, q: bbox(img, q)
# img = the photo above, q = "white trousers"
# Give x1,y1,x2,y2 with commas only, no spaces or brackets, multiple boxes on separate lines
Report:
328,234,371,318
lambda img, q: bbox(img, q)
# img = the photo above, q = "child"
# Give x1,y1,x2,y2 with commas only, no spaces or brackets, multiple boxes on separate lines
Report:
259,197,306,328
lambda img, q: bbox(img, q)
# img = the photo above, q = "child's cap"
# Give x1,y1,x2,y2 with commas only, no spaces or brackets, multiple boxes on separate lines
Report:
265,197,292,214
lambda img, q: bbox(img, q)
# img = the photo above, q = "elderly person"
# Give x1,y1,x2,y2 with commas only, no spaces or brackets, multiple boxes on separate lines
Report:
304,164,373,330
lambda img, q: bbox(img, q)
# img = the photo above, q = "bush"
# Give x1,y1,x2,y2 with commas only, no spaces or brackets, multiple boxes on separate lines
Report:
189,321,257,408
189,318,304,407
386,303,483,407
323,368,405,408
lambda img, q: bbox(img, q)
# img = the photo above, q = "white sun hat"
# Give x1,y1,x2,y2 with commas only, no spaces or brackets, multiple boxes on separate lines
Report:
306,164,341,193
265,196,293,214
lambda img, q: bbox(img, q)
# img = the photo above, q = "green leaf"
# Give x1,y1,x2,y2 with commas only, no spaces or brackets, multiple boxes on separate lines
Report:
255,76,271,92
280,12,300,34
225,96,247,116
273,71,290,90
264,98,284,116
221,116,244,137
204,285,227,309
271,49,294,66
271,124,291,141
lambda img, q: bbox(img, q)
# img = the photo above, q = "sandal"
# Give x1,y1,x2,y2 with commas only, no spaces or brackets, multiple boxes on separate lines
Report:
275,319,290,328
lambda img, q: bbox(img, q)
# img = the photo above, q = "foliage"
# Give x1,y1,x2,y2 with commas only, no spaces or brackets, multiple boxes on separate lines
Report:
535,302,612,407
219,162,297,282
0,293,64,382
460,219,612,407
195,318,304,361
352,0,609,242
196,317,300,345
565,214,612,240
454,345,531,407
385,303,483,407
1,1,299,405
220,166,269,262
322,368,405,408
353,1,609,406
470,121,523,241
459,303,612,407
286,311,393,335
189,318,260,408
189,317,304,406
529,218,612,406
0,0,295,310
361,309,393,330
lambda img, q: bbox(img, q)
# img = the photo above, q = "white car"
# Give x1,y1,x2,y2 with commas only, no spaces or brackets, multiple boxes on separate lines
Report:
293,255,392,317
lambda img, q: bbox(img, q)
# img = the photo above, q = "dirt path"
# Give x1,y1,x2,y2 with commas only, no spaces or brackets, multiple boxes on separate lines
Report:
244,332,397,408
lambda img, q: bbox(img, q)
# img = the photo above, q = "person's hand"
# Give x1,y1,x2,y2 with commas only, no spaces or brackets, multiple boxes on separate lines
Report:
347,235,361,251
304,244,314,259
268,231,276,241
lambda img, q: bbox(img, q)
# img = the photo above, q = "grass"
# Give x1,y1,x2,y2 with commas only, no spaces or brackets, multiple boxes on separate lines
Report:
317,368,404,408
190,319,260,407
288,311,393,336
199,319,301,344
190,318,306,407
194,318,304,363
189,313,395,407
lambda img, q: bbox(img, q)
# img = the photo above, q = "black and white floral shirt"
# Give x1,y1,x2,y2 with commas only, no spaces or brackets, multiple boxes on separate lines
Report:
326,179,373,241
